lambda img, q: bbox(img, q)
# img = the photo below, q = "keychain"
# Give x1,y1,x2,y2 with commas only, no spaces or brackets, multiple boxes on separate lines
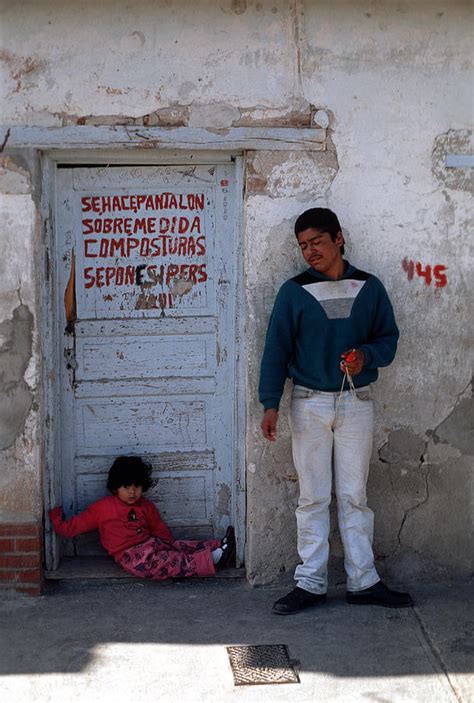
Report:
341,349,357,365
340,349,357,390
336,349,357,416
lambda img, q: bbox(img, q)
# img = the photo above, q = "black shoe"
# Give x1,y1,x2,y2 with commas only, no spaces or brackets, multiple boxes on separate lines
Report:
217,526,235,568
272,587,327,615
347,581,414,608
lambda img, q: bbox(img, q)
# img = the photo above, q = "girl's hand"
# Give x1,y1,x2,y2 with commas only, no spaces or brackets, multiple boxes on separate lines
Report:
49,507,63,522
340,349,365,376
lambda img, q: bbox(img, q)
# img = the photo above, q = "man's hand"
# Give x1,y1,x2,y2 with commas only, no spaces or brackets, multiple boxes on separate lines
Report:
261,408,279,441
340,348,365,376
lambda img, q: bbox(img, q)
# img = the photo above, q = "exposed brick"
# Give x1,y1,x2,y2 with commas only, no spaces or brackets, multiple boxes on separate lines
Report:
16,569,42,583
0,576,44,595
0,523,40,537
0,538,15,552
0,570,17,582
0,523,44,596
16,584,43,597
0,554,41,569
15,537,42,553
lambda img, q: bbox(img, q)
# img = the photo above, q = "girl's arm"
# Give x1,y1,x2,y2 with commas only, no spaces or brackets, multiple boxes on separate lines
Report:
49,504,100,538
143,500,174,542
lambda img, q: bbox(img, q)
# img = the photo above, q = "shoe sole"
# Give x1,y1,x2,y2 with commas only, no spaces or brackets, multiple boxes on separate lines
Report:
346,596,414,608
272,597,327,615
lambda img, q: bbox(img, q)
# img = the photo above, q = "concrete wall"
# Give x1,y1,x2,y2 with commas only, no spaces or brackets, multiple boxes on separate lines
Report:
0,153,44,594
1,0,472,592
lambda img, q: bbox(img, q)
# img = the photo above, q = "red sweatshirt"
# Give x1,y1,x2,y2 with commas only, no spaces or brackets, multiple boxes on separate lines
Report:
49,495,174,561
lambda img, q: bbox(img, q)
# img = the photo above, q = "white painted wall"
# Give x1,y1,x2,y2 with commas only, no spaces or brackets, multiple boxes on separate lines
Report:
1,0,472,581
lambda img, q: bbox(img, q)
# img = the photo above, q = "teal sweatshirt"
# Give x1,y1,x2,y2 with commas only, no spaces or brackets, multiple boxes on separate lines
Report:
258,263,399,410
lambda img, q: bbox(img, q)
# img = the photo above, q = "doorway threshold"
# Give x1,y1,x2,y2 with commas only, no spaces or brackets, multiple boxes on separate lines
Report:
45,556,245,581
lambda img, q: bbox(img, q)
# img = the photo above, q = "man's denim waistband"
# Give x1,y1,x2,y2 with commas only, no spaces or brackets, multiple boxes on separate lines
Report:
293,384,372,396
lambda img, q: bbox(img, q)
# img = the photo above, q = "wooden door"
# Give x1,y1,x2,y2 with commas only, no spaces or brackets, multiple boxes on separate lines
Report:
55,163,237,556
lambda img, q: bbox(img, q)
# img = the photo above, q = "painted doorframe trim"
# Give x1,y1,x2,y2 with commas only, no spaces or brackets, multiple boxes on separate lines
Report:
42,154,61,571
2,125,326,153
40,148,247,569
232,156,246,567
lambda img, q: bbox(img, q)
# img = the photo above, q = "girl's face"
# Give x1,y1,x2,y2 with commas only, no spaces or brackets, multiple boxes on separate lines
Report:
115,484,143,505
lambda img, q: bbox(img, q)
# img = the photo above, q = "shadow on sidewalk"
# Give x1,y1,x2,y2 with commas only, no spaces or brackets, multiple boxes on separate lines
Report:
0,578,472,684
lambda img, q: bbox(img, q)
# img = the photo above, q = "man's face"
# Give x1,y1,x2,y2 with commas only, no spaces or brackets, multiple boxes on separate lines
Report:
297,227,344,277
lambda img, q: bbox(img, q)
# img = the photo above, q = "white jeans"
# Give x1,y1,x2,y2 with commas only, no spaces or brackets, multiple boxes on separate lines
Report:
289,384,380,594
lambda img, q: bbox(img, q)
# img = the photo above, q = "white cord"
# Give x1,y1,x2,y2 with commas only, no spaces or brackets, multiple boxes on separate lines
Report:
335,367,356,419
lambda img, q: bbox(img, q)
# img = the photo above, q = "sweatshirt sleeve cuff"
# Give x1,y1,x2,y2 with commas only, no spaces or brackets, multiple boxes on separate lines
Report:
359,345,374,370
262,398,280,411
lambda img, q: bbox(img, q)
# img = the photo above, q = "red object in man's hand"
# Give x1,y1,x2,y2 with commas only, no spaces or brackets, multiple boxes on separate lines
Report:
340,348,364,375
342,350,357,363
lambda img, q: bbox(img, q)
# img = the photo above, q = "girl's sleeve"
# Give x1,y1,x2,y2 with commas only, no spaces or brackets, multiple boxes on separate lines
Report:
144,500,174,542
49,503,100,538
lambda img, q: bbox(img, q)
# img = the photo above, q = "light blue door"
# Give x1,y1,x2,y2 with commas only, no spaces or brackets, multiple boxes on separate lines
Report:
56,163,238,555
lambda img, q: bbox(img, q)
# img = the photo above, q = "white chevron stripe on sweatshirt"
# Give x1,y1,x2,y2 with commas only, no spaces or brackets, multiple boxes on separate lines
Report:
301,279,367,319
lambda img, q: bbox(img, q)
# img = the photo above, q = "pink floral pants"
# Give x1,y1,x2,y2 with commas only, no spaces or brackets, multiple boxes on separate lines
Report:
117,537,220,580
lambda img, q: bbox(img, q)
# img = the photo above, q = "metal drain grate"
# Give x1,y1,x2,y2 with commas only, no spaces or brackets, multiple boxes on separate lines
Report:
226,644,300,686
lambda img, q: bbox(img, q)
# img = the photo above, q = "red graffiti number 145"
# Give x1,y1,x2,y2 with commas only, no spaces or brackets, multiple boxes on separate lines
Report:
402,259,447,288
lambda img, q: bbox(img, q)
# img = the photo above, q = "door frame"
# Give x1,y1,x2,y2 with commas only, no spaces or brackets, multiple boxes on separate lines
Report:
41,149,246,570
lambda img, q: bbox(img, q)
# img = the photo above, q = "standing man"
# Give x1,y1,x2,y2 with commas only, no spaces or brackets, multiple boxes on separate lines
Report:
259,208,413,614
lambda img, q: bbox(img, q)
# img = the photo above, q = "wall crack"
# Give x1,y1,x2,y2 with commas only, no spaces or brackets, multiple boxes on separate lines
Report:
0,128,11,153
396,460,430,548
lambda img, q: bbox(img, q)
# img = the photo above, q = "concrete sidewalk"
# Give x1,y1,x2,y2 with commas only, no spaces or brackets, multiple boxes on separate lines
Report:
0,577,472,703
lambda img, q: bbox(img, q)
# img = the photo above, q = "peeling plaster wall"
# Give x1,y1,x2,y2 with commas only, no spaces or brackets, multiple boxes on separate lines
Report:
0,157,41,520
245,150,341,583
0,0,472,581
0,0,308,127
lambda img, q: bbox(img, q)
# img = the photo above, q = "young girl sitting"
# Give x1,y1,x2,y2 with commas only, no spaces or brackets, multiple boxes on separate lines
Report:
49,456,236,580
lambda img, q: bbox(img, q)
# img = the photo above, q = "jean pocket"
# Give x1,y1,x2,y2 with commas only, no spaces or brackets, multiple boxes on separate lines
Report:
355,390,372,401
292,386,313,400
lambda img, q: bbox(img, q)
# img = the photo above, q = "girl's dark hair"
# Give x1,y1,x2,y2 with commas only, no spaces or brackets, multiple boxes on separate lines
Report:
107,456,153,493
294,207,345,255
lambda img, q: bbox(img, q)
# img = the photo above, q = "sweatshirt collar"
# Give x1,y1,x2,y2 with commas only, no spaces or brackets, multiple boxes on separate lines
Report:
306,260,355,282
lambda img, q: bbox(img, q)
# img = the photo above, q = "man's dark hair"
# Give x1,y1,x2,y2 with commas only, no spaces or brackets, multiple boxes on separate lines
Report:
294,207,344,255
107,456,154,493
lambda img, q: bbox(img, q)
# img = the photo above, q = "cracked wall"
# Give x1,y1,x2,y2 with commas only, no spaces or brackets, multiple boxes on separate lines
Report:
244,147,344,585
0,1,472,581
0,304,34,449
0,0,309,128
0,158,41,520
240,1,472,585
432,129,473,193
370,382,473,581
